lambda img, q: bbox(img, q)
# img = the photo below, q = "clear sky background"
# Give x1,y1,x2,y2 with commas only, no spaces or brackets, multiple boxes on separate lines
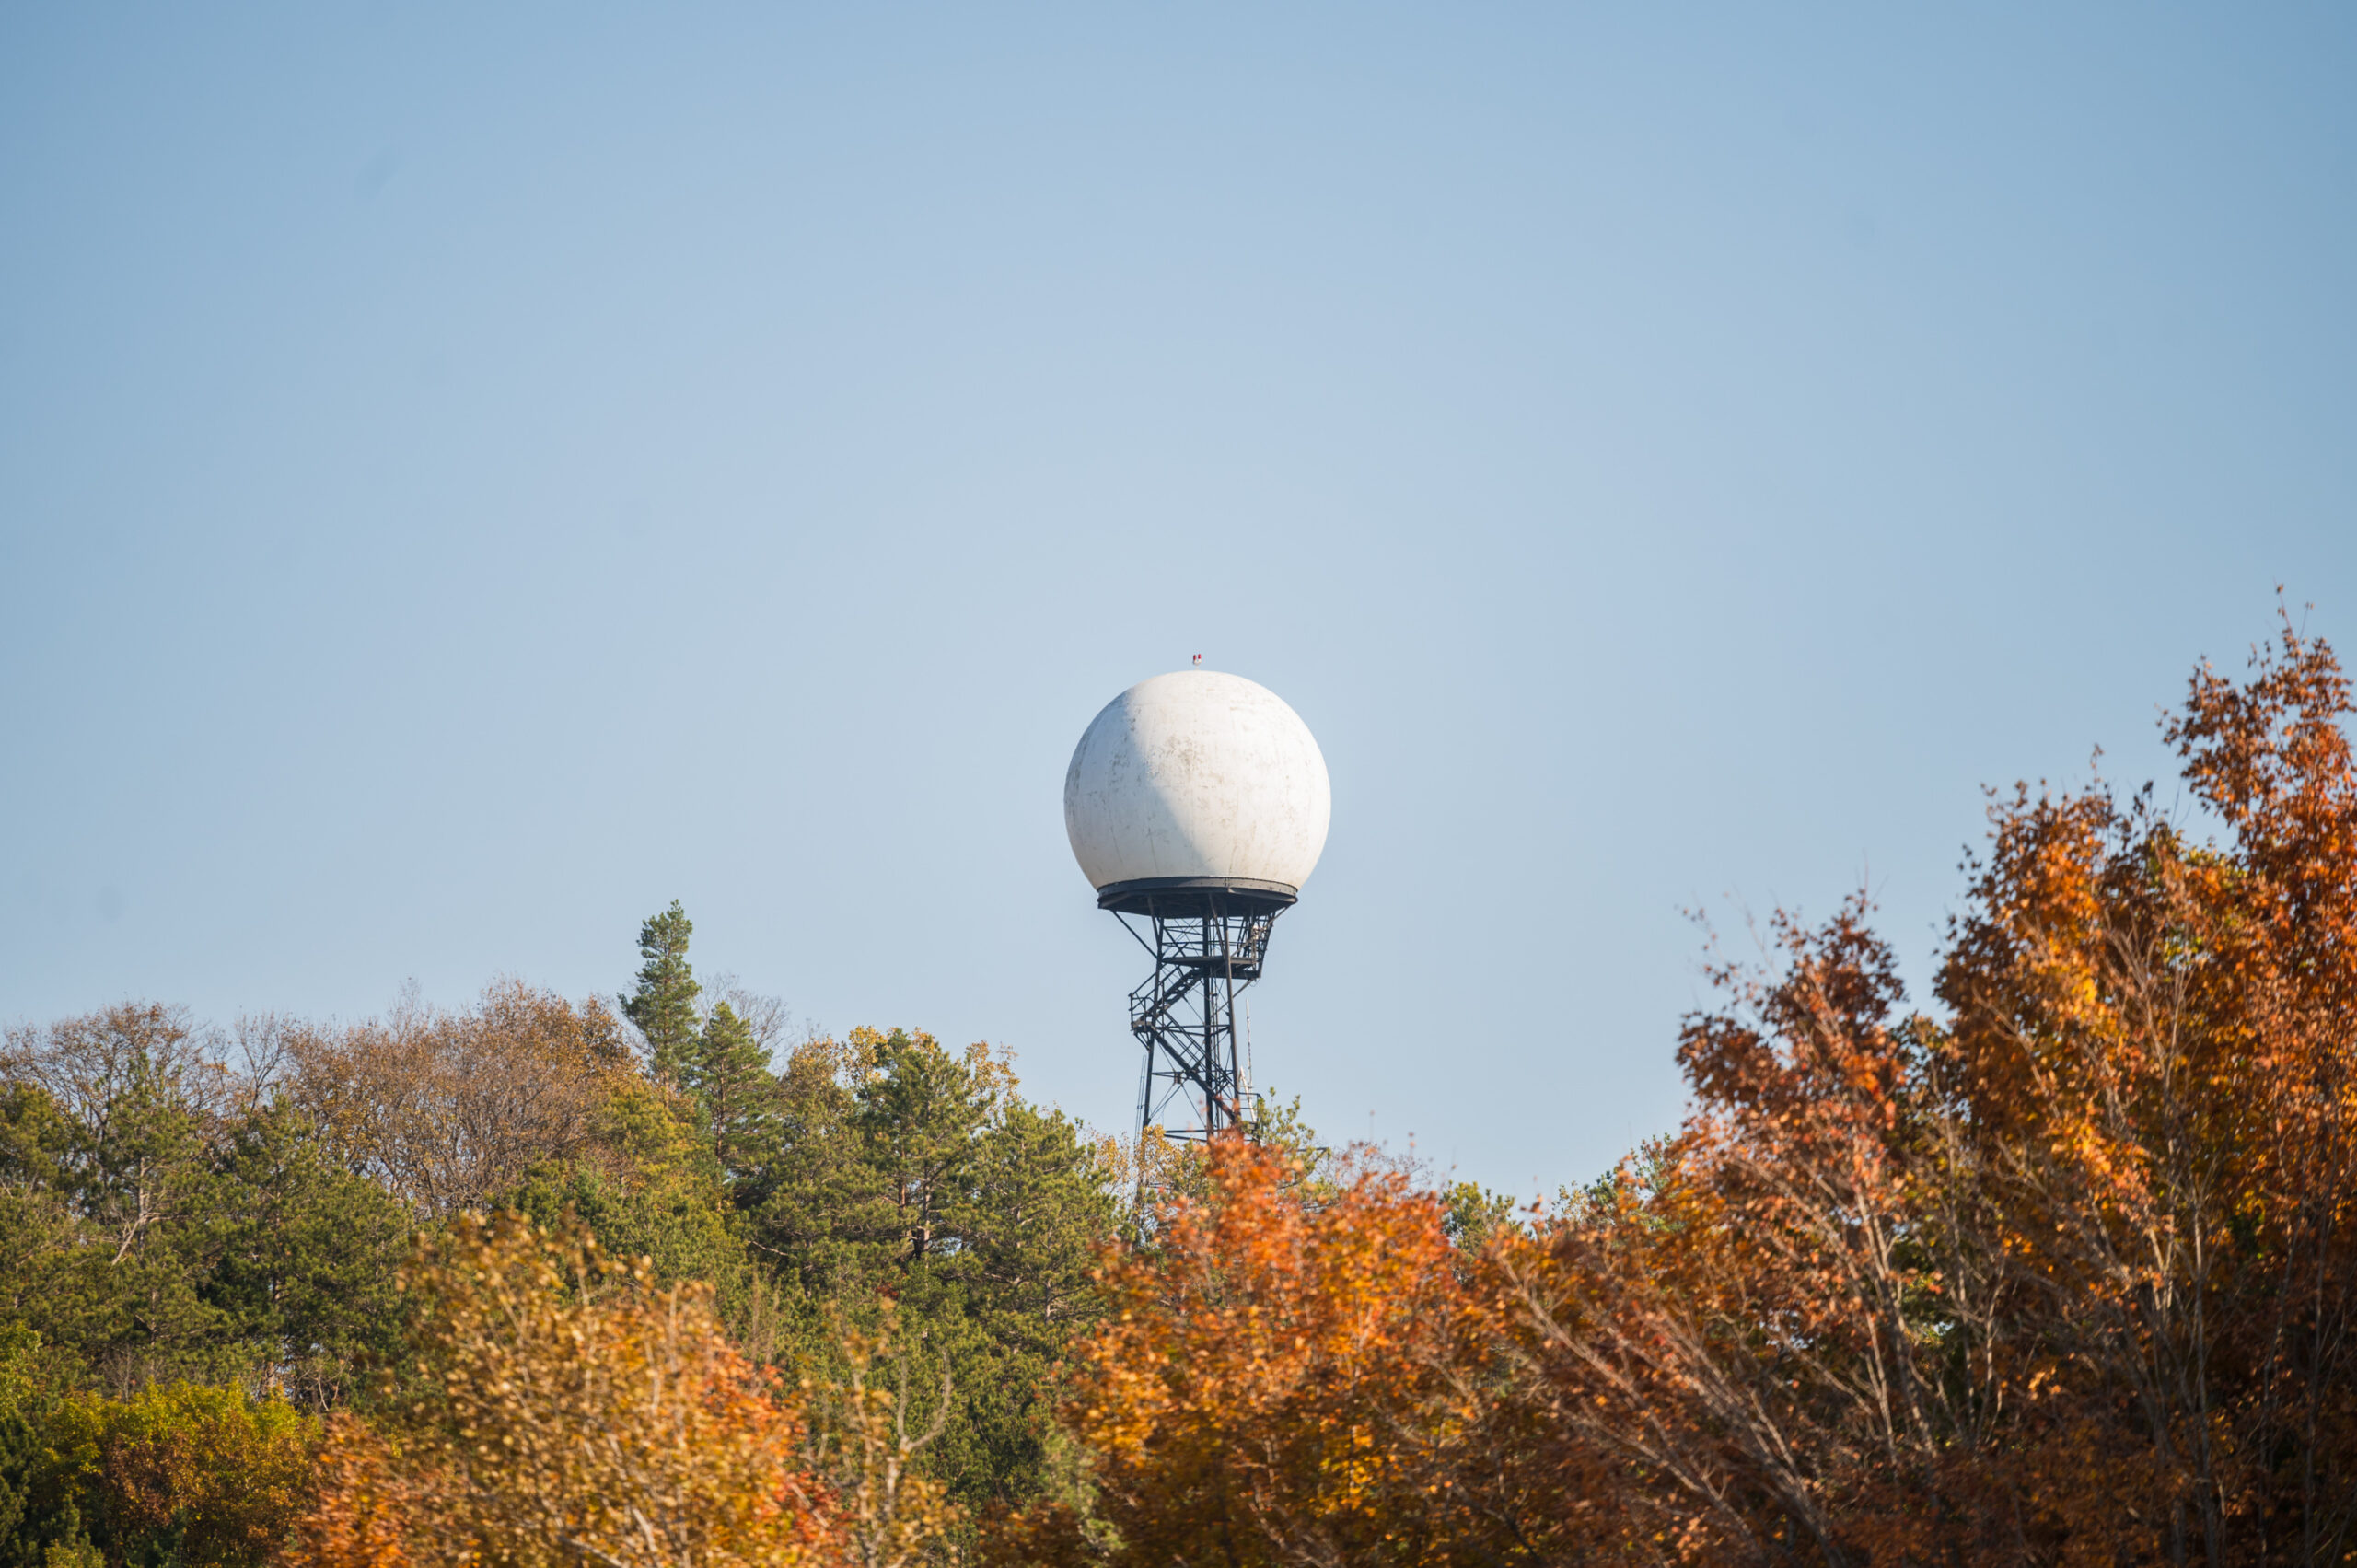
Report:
4,6,2352,1198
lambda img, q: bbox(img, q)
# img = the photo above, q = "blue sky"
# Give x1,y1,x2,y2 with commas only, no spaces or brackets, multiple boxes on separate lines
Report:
4,6,2351,1195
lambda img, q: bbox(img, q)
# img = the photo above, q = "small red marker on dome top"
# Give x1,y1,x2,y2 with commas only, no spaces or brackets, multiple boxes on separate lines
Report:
1191,654,1202,666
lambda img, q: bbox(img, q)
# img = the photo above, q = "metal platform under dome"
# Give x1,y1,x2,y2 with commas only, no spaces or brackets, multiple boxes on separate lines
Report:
1095,875,1298,915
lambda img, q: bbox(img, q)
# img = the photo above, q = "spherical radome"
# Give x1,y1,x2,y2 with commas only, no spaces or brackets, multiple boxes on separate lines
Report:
1063,670,1332,896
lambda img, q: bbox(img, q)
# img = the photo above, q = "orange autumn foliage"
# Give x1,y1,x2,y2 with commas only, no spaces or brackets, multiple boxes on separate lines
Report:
992,611,2357,1568
995,1139,1498,1567
284,1212,838,1568
1492,908,2022,1565
1492,615,2357,1563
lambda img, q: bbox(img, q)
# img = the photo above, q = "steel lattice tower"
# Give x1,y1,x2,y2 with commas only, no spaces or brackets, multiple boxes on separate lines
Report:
1099,878,1293,1142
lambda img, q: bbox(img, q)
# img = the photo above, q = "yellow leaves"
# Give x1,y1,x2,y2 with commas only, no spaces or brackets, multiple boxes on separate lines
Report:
41,1382,319,1568
289,1211,835,1568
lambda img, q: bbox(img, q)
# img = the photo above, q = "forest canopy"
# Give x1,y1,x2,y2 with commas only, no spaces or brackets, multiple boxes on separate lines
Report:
5,613,2357,1567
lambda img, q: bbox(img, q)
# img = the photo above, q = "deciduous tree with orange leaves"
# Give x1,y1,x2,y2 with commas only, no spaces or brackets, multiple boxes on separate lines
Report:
284,1212,842,1568
992,1138,1503,1567
1479,614,2357,1563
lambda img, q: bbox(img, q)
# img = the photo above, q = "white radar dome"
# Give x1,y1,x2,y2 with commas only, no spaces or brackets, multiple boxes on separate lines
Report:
1063,669,1331,903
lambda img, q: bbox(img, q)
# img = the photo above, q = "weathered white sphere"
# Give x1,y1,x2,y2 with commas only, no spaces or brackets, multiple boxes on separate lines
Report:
1063,669,1331,896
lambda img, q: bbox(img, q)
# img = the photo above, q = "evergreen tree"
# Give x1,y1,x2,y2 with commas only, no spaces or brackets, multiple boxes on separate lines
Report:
198,1101,409,1406
17,1007,232,1388
747,1029,1119,1520
621,901,701,1085
0,1007,423,1400
687,1002,779,1183
503,1075,746,1313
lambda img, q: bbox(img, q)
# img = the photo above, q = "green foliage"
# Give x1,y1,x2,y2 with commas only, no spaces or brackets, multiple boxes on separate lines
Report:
1437,1179,1518,1252
619,904,785,1187
0,1009,408,1400
501,1074,752,1320
688,1001,780,1184
1244,1092,1331,1186
196,1105,408,1407
41,1381,317,1568
0,1345,313,1568
29,1011,225,1389
0,1326,65,1562
1,910,1137,1551
0,1091,87,1382
747,1028,1120,1516
621,900,702,1085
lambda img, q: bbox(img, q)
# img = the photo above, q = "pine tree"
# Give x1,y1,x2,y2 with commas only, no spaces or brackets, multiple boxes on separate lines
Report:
621,901,701,1086
689,1002,780,1182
